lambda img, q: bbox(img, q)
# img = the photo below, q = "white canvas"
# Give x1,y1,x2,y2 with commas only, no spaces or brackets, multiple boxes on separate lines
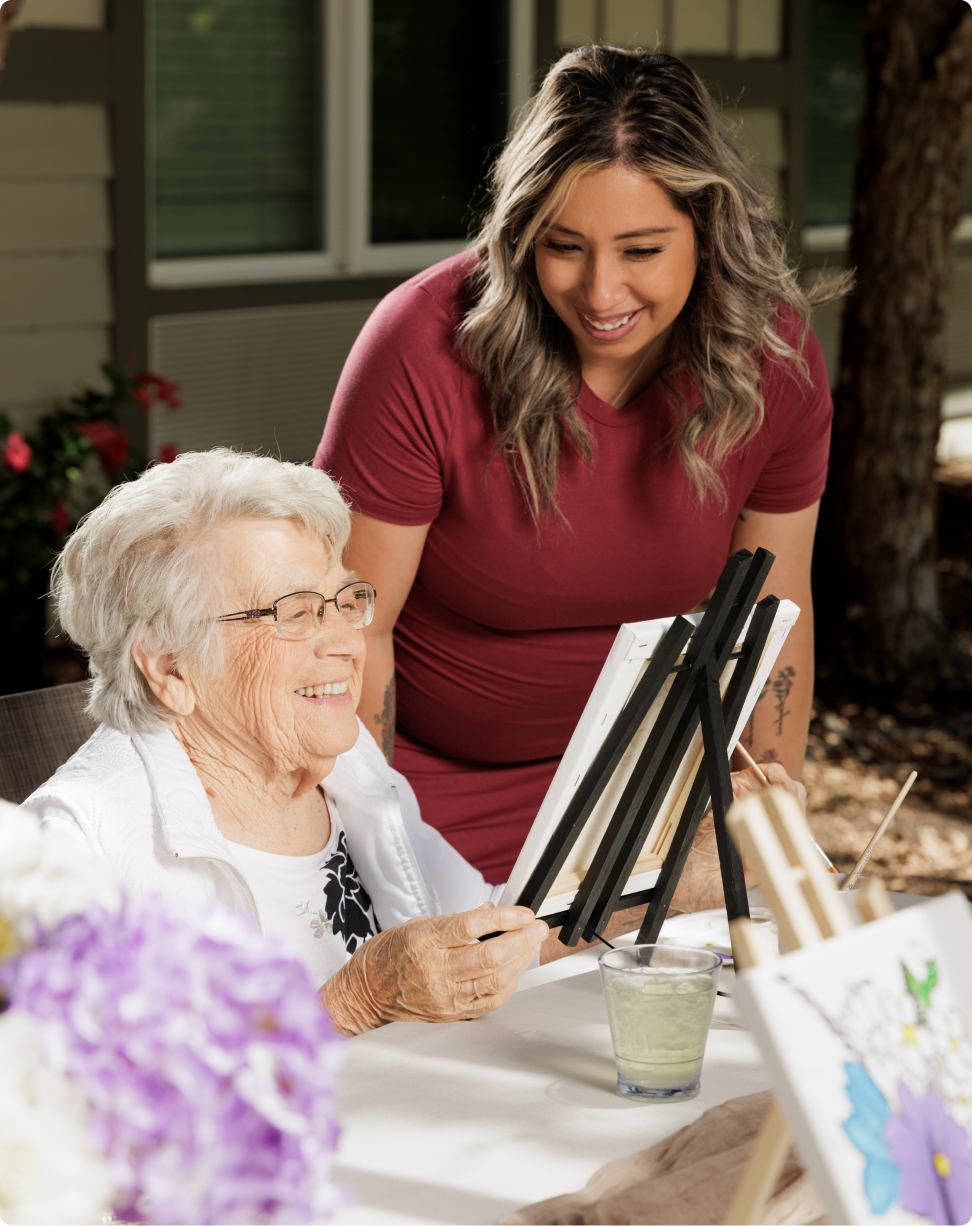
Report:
500,599,799,917
734,891,972,1226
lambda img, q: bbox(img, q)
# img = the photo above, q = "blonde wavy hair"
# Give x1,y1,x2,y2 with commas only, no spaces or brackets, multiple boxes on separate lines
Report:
459,45,847,517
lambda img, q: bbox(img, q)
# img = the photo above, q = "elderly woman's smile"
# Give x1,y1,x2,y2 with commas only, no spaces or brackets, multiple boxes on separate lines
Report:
295,681,351,700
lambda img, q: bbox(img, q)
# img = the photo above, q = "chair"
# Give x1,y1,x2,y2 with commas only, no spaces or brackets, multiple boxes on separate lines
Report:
0,681,98,804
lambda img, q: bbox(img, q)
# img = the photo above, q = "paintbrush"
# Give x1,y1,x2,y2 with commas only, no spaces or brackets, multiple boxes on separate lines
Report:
840,770,918,892
734,741,840,873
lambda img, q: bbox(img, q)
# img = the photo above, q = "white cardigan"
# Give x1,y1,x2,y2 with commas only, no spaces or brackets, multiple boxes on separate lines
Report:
21,718,502,934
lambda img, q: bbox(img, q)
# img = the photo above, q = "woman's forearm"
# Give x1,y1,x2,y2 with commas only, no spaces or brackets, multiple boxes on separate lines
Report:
358,630,396,765
729,502,820,781
738,610,814,779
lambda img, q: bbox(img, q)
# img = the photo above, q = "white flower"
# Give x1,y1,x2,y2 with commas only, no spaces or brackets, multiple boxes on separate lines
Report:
0,800,120,952
236,1041,310,1135
0,1009,115,1225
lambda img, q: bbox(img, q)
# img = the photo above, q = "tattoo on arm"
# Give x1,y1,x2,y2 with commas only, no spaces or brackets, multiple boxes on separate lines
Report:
374,676,396,766
771,666,795,737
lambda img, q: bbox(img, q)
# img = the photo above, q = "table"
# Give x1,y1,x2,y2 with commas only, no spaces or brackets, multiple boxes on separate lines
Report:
331,938,771,1224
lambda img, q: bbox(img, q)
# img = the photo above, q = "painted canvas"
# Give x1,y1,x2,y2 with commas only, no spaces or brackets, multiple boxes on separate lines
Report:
734,891,972,1225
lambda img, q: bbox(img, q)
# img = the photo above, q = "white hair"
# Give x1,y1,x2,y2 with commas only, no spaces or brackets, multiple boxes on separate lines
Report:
53,449,352,735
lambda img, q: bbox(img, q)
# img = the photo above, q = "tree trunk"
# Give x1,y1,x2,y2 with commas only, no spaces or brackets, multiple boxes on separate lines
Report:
815,0,972,694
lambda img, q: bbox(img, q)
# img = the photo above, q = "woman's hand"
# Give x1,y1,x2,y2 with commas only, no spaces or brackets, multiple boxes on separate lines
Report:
730,760,806,811
670,761,805,914
320,902,548,1035
542,762,809,956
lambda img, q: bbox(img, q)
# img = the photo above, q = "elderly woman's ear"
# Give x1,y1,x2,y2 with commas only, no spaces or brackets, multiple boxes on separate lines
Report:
132,640,197,717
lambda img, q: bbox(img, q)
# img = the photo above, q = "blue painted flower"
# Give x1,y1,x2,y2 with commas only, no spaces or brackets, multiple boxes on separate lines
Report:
842,1061,901,1214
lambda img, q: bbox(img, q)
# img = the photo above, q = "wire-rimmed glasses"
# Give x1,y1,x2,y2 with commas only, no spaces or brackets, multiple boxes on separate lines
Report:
215,582,376,640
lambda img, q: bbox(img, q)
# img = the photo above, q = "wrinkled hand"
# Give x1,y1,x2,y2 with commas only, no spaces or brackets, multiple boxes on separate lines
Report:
320,903,548,1035
670,761,806,914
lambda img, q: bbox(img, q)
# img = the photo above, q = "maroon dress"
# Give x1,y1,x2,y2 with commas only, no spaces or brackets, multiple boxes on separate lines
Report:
316,254,832,882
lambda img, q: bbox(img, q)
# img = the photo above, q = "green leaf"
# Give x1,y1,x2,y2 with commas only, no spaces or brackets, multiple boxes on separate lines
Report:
903,960,936,1011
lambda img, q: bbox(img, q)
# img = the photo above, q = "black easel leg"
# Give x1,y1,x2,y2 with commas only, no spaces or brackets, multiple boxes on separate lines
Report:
635,772,711,944
699,665,750,923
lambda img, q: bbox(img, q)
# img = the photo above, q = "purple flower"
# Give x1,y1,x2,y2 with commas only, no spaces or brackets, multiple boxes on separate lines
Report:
886,1082,972,1226
0,898,344,1225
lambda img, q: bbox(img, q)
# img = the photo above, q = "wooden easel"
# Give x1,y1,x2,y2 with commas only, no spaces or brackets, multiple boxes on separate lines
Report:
722,787,896,1226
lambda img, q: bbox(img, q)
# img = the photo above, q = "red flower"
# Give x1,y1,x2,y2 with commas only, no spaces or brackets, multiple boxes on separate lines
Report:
134,371,182,412
77,421,131,476
134,384,154,412
156,379,182,409
48,496,70,536
157,443,178,464
2,431,32,473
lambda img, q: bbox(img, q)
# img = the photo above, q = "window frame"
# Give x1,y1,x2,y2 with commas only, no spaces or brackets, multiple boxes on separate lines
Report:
149,0,536,289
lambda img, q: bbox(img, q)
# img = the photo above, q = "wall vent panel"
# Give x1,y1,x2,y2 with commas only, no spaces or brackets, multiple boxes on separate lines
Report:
148,300,378,463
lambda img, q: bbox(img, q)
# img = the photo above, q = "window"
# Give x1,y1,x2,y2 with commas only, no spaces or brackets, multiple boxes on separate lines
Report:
370,0,509,244
152,0,320,259
150,0,523,286
806,0,972,233
805,0,866,229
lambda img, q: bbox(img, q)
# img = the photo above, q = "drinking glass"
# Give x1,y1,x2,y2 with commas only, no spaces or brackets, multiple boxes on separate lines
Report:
598,944,721,1101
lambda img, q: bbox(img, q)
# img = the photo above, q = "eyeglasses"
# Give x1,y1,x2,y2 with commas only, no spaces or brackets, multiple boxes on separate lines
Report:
215,582,376,640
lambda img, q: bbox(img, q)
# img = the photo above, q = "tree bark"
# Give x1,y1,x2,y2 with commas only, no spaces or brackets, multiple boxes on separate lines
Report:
815,0,972,693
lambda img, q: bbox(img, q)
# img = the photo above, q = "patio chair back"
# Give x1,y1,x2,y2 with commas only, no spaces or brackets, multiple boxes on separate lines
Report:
0,681,97,804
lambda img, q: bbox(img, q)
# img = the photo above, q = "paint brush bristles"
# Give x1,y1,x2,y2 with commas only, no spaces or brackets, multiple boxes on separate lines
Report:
841,770,918,892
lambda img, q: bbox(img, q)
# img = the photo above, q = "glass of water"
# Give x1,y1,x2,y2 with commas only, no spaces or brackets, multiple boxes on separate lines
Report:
598,944,722,1101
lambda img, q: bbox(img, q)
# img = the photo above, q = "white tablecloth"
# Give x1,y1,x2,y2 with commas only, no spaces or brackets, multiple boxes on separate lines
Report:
331,939,771,1224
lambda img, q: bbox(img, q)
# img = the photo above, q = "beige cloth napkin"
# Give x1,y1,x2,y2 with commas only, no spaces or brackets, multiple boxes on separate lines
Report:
500,1091,825,1226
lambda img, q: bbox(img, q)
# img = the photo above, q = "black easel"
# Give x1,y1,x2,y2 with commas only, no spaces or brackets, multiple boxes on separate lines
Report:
515,548,779,948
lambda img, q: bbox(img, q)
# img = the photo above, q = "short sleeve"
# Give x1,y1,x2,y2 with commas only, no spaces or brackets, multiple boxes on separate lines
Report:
314,266,468,527
743,321,834,514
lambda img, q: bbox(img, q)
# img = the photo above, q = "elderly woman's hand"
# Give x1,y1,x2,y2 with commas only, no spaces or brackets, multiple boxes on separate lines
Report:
320,903,548,1034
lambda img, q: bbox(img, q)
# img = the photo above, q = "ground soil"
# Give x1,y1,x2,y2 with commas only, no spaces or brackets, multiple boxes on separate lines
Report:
806,480,972,900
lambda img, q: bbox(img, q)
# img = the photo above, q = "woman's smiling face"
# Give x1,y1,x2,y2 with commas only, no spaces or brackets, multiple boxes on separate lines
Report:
190,517,365,777
533,163,698,393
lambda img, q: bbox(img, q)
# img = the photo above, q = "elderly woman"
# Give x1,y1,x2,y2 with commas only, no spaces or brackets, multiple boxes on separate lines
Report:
21,450,548,1034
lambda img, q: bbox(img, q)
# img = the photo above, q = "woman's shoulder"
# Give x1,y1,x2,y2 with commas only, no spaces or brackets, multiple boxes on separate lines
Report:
23,721,141,801
316,254,483,506
762,300,827,378
21,722,154,854
365,251,479,342
754,300,830,412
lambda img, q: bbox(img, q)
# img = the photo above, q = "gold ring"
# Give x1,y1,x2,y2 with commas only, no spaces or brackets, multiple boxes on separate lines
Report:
473,979,484,999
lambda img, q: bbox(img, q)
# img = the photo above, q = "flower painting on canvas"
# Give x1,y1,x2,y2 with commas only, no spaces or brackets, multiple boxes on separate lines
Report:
734,892,972,1226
